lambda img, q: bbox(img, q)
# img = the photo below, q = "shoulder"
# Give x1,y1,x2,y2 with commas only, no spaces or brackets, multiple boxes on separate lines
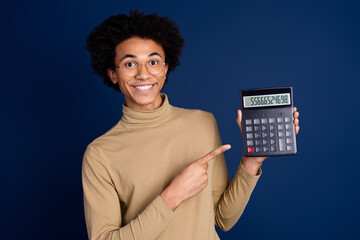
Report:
171,106,218,130
82,121,123,162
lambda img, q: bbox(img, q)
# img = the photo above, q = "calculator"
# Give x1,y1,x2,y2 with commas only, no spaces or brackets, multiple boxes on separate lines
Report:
240,87,297,157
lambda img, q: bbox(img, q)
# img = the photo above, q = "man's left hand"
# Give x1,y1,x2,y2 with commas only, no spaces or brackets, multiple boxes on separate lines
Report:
236,107,300,175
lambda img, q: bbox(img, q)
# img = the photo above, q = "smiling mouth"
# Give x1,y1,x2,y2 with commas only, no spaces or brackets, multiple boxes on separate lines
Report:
133,84,154,91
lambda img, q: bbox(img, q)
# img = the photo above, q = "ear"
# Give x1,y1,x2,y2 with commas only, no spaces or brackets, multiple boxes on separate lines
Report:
107,68,118,84
164,64,169,76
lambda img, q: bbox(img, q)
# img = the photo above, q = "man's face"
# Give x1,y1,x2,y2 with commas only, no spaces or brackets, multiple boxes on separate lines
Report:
107,37,168,110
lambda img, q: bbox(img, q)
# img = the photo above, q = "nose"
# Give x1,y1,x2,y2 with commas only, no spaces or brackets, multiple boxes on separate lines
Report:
136,64,151,80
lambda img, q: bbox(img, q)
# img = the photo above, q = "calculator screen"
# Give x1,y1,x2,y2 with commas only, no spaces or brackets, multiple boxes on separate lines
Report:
240,87,296,156
243,93,291,108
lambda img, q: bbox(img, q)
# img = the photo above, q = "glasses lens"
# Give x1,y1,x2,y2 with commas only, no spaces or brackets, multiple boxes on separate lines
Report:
122,62,138,77
148,60,165,75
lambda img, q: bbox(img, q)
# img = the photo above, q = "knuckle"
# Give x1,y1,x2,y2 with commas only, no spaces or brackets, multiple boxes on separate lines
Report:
198,155,205,161
212,148,221,158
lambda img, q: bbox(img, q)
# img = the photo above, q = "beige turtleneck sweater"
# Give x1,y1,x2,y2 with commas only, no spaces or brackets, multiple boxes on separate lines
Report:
82,93,261,240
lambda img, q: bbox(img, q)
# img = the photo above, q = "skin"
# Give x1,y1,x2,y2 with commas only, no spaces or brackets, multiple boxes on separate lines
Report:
107,37,168,111
108,37,300,212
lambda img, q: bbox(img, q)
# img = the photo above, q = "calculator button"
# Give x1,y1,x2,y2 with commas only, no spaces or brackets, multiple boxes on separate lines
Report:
269,132,275,138
247,140,254,146
254,119,260,124
255,147,261,153
286,138,292,144
269,125,275,131
254,126,260,131
262,132,268,138
246,133,253,139
277,117,284,123
270,146,277,152
285,117,291,123
285,124,291,130
286,145,293,151
261,118,268,124
261,125,267,131
255,140,261,146
270,139,276,145
269,118,275,123
278,132,285,137
246,126,253,132
263,147,269,152
247,147,254,153
262,139,268,145
278,125,285,130
245,119,252,125
254,133,261,138
286,131,291,137
279,139,286,151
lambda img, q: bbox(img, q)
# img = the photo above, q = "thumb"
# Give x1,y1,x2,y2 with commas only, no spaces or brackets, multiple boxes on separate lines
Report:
236,109,243,133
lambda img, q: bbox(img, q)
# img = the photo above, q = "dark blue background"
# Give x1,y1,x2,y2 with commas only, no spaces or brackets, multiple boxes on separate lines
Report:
2,0,359,239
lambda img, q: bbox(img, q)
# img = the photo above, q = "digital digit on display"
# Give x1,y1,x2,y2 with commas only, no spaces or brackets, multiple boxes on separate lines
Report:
243,93,291,108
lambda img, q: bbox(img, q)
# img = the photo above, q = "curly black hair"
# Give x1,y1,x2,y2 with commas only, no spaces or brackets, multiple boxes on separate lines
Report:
86,10,185,92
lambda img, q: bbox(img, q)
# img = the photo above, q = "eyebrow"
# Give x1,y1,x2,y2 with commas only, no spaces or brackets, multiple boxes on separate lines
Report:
119,52,163,62
119,54,136,62
149,52,163,58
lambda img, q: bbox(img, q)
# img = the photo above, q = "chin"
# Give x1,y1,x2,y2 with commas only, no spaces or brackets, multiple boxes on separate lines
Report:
136,98,155,106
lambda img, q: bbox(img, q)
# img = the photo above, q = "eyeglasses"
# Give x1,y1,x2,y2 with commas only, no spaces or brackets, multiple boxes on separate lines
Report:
115,59,166,77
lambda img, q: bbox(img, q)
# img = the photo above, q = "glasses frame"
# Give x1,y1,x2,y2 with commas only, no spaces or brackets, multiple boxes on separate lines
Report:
114,60,166,77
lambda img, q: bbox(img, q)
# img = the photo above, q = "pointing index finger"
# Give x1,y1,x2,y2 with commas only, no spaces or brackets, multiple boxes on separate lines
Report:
199,144,231,165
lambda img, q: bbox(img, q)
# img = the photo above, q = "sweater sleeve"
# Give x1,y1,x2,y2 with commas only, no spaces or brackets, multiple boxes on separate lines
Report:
82,144,176,240
211,115,261,232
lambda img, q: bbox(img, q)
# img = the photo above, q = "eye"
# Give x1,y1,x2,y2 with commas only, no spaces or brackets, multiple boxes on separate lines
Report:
124,62,137,68
149,60,159,66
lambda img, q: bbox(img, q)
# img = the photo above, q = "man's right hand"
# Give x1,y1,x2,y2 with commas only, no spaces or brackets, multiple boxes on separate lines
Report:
160,144,231,211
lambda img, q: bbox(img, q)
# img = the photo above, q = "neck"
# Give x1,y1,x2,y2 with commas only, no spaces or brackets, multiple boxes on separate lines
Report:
120,93,173,128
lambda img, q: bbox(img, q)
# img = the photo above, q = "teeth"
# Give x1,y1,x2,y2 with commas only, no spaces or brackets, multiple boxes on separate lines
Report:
134,84,153,90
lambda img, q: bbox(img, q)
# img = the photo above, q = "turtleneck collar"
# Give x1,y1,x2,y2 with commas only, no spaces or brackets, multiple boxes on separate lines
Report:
119,93,173,128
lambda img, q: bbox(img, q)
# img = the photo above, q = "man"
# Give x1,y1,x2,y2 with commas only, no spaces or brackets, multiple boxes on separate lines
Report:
82,10,300,240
